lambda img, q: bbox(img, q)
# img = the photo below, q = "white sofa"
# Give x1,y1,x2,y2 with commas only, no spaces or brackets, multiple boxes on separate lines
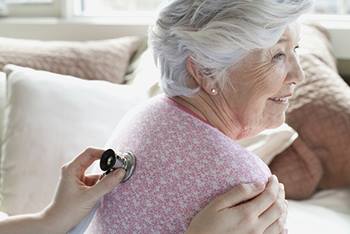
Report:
0,66,350,233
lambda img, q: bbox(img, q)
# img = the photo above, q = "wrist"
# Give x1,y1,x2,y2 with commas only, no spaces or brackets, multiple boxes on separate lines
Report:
41,203,70,234
36,211,56,233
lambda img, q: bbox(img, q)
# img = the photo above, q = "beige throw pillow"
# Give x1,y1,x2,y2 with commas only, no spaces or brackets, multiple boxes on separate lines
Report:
0,37,142,83
0,65,147,215
238,124,298,164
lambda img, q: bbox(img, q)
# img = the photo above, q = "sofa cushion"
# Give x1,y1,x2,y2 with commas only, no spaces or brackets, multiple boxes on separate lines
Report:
270,28,350,199
298,23,337,71
0,37,141,83
0,65,147,215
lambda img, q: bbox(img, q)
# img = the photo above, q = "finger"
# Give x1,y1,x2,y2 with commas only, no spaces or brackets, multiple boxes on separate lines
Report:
263,218,284,234
259,184,286,230
246,175,280,216
88,168,126,199
278,183,288,226
69,147,105,173
212,182,265,211
83,174,101,187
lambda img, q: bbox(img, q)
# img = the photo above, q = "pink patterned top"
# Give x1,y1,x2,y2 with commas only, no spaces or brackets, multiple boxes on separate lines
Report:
87,95,271,234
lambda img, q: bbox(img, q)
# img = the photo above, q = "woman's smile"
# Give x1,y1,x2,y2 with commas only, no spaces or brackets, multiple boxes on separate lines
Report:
268,93,293,105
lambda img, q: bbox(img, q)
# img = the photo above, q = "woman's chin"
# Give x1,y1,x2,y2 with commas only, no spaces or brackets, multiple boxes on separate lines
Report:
262,111,286,130
269,115,286,129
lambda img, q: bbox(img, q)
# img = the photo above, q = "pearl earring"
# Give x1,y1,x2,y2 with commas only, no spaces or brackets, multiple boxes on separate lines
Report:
211,88,217,95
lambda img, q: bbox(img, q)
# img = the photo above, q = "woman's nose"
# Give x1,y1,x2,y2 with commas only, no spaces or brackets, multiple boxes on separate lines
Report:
286,55,305,85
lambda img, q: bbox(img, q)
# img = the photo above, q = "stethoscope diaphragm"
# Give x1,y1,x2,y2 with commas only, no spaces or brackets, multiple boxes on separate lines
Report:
100,149,136,183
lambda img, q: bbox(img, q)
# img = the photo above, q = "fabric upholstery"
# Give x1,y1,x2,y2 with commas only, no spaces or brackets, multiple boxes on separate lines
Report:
0,65,146,215
270,41,350,199
0,37,141,83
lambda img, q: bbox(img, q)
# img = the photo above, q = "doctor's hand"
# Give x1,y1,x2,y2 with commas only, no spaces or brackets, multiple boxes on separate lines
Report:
186,175,287,234
43,147,126,233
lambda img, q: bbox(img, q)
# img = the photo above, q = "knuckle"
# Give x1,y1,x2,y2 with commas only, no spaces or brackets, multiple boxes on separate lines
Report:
279,182,285,190
246,214,256,224
84,147,94,154
237,184,251,195
238,183,248,190
214,196,226,207
102,178,114,190
280,198,286,206
278,218,285,229
60,164,70,176
279,189,286,199
273,175,280,183
211,197,228,210
276,201,285,214
266,189,278,201
241,210,256,225
242,204,252,215
241,206,253,217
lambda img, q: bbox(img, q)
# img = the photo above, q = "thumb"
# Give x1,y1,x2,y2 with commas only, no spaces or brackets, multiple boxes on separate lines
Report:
213,183,266,211
89,169,126,200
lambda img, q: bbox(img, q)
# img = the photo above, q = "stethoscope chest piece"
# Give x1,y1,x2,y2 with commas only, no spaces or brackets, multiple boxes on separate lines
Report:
100,149,136,183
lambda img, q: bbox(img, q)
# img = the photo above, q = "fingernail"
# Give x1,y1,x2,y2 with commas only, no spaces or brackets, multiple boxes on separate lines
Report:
113,168,126,178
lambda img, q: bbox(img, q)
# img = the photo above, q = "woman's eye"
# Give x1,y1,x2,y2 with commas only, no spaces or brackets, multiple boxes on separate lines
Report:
273,52,286,61
294,45,300,53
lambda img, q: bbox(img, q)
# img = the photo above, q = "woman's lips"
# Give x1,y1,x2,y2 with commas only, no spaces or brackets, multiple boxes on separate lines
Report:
268,94,292,104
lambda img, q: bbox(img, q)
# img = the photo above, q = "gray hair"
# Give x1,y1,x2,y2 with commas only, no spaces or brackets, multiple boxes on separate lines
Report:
149,0,313,97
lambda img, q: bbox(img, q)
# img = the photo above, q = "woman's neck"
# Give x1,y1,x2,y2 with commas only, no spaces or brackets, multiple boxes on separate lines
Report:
172,92,248,140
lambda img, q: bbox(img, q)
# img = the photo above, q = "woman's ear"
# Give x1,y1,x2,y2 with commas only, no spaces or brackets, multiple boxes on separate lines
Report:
186,57,218,95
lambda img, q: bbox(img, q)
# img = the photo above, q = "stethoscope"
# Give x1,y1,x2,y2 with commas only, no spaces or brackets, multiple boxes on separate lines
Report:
99,149,136,182
67,149,136,234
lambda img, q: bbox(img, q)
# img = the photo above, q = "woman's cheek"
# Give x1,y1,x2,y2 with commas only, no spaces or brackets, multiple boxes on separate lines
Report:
272,64,288,86
263,66,287,93
274,59,288,74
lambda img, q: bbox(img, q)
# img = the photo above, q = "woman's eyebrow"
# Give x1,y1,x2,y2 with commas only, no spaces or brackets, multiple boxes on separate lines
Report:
277,38,289,44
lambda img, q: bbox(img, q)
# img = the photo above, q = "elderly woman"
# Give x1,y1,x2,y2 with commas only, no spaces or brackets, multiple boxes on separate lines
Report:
87,0,313,233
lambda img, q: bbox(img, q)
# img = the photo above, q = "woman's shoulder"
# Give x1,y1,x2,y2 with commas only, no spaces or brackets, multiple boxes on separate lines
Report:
105,95,198,146
125,94,177,116
118,94,210,129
